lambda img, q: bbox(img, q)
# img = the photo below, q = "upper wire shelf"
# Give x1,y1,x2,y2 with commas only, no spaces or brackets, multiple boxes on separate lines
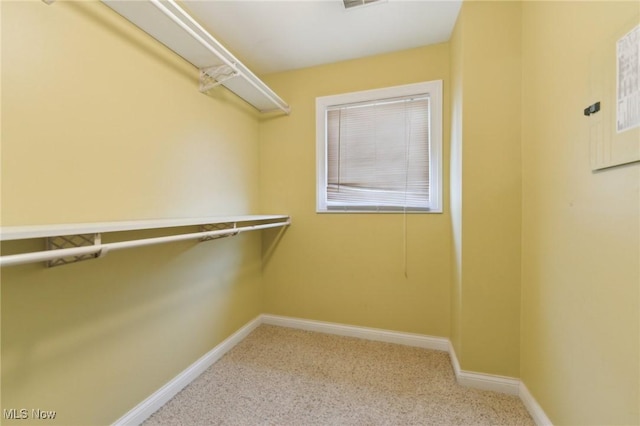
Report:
100,0,290,114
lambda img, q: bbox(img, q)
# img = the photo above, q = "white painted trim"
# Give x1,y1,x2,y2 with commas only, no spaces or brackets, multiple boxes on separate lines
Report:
457,370,520,396
448,340,463,377
519,382,554,426
315,80,443,214
111,316,262,426
447,341,520,395
260,314,450,352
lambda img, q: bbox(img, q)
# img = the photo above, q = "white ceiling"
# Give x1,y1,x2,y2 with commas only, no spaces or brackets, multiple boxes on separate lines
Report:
182,0,462,75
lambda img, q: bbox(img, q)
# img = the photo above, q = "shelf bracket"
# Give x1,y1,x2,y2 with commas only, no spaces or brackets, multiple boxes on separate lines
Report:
199,64,239,93
199,222,238,241
46,233,103,268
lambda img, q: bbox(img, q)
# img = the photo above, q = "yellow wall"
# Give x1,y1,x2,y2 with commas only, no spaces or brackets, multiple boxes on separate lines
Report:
1,1,264,424
449,1,522,377
259,45,452,337
3,1,640,425
521,1,640,424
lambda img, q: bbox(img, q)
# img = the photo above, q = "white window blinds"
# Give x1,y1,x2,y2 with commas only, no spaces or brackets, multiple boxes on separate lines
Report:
325,95,431,211
316,80,442,213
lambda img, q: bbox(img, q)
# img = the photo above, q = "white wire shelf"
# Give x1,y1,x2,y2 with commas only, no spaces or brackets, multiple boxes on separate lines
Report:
100,0,290,114
0,215,291,267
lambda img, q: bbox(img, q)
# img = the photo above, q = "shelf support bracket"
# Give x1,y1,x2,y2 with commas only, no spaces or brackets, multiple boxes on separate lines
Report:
199,222,238,241
46,233,103,268
199,64,239,93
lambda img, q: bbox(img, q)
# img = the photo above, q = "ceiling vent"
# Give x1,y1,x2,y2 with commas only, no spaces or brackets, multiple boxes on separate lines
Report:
343,0,385,10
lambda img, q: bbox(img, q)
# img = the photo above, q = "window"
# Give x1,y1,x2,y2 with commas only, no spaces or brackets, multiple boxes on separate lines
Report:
316,80,442,213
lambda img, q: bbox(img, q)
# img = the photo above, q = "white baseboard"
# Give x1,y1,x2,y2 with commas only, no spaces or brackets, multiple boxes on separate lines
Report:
456,370,521,396
113,314,551,426
112,316,262,426
260,314,450,351
448,341,520,396
520,382,553,426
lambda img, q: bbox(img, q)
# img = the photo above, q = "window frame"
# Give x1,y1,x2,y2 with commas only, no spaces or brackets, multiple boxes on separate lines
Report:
315,80,443,213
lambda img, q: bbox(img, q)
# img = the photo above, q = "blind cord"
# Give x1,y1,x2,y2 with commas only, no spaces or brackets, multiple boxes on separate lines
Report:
403,111,411,279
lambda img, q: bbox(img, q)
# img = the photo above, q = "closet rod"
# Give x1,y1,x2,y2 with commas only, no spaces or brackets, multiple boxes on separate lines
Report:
0,220,289,268
149,0,238,74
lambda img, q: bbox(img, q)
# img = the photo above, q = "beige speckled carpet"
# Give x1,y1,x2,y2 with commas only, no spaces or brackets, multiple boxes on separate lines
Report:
144,325,534,425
